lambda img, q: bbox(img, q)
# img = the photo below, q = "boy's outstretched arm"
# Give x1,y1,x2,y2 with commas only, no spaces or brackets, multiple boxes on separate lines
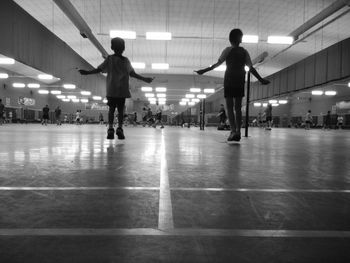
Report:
78,68,102,75
130,70,154,83
195,61,222,75
248,67,270,85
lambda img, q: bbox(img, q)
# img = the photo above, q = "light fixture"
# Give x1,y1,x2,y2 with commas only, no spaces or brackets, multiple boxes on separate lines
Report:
192,98,200,103
214,65,226,71
72,98,80,103
348,82,350,88
325,91,337,96
146,32,172,40
62,98,70,102
0,58,15,64
109,30,136,39
38,90,49,94
152,63,169,70
158,98,167,102
262,103,268,107
141,87,153,92
157,93,166,98
145,93,154,98
92,96,102,100
159,101,166,105
272,103,279,107
12,83,25,88
254,102,262,107
185,94,195,98
103,99,108,103
190,88,201,93
279,100,288,104
197,94,207,99
268,99,278,104
181,98,189,102
188,101,195,106
267,36,294,44
38,74,53,80
131,62,146,69
27,83,40,88
204,88,215,94
0,73,9,79
80,98,89,103
150,101,157,105
63,84,76,89
50,90,61,95
311,90,323,95
155,87,167,92
57,95,66,99
242,35,259,43
245,65,250,72
67,95,76,99
179,101,187,106
81,91,91,96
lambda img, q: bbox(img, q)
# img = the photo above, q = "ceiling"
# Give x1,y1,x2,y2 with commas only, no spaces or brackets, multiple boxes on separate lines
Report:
11,0,350,103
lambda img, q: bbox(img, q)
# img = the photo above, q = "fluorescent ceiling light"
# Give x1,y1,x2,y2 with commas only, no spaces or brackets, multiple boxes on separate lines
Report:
131,62,146,69
311,90,323,95
185,94,195,98
72,98,80,103
254,102,262,107
150,101,156,105
50,90,61,95
146,32,172,40
188,101,195,106
179,101,187,106
181,98,189,102
141,86,152,92
156,87,167,92
262,103,268,107
197,94,207,99
192,98,200,103
159,101,166,105
63,84,76,89
81,91,91,96
272,103,279,107
38,74,53,80
145,93,154,98
38,90,49,94
0,73,9,79
157,93,166,98
190,88,201,93
57,95,65,99
103,99,108,103
80,99,89,103
245,65,250,72
268,99,278,104
27,83,40,88
110,30,136,39
279,100,288,104
158,98,166,102
348,82,350,87
152,63,169,70
92,96,102,100
12,83,25,88
203,88,215,94
214,65,226,71
325,91,337,96
242,35,259,43
0,58,15,64
267,36,293,44
67,95,76,99
62,99,70,102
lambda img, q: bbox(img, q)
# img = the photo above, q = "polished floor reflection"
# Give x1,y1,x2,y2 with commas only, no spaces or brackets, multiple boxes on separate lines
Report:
0,124,349,262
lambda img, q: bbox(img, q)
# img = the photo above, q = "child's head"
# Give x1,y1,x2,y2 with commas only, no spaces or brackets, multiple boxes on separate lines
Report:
111,37,125,54
229,29,243,46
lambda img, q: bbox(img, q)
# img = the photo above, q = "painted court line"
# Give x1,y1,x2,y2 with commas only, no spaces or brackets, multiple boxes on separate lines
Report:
0,187,159,191
158,131,174,230
1,228,350,238
170,187,350,193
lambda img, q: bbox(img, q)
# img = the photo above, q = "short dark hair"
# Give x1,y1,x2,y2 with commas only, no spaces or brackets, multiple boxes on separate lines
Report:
229,29,243,45
111,37,125,53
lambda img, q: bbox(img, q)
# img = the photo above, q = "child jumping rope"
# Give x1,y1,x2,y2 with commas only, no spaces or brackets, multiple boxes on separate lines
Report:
196,28,269,141
79,37,154,140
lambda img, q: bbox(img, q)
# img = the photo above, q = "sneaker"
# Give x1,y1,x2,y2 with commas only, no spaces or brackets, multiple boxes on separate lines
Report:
232,133,241,141
227,132,235,141
116,127,125,140
160,125,164,129
107,128,115,140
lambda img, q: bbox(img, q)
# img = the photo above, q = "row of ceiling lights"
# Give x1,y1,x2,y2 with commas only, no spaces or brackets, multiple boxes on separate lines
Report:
254,100,288,107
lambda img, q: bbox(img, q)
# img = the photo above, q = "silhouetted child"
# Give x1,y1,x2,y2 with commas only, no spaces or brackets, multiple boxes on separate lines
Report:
305,110,312,130
79,37,154,140
196,28,269,141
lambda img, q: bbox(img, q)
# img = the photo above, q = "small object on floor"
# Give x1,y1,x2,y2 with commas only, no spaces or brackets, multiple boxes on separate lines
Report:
107,128,115,140
160,125,164,129
116,127,125,140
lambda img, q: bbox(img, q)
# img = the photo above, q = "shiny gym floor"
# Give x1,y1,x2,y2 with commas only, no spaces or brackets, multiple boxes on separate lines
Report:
0,124,350,262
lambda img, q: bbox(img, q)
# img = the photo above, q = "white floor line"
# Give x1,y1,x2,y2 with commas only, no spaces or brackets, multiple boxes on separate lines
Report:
158,130,174,230
170,187,350,193
0,187,159,191
1,228,350,238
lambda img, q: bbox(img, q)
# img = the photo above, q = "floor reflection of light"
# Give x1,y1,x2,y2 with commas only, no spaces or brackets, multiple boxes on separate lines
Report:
14,151,25,163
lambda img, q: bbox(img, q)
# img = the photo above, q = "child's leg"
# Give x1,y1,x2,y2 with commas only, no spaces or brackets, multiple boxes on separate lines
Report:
116,98,125,128
108,106,116,128
225,97,236,132
234,97,242,134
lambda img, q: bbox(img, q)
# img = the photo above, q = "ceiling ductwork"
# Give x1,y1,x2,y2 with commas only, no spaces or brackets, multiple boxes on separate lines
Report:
52,0,108,58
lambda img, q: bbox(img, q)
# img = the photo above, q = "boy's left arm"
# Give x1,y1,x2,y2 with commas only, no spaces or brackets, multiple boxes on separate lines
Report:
130,70,154,83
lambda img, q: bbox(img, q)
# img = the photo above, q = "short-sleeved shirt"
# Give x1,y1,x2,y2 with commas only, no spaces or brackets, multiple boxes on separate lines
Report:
98,55,134,98
42,107,49,116
55,109,61,117
218,46,252,98
305,113,311,121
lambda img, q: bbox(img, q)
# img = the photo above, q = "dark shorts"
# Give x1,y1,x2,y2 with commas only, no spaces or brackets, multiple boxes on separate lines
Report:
266,116,272,122
224,72,245,98
43,114,49,120
107,97,126,112
305,120,311,124
156,113,162,121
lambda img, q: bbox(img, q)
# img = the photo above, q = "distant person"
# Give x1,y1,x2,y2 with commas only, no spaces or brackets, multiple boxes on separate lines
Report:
55,106,62,126
217,104,227,127
42,105,50,125
133,112,137,126
324,111,331,130
305,110,312,130
265,103,272,130
153,102,164,129
79,37,154,140
99,113,104,125
337,115,343,130
0,99,5,125
75,110,81,125
196,28,269,141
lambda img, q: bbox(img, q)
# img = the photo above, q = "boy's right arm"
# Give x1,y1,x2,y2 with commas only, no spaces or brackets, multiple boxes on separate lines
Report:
129,71,154,83
78,68,102,75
